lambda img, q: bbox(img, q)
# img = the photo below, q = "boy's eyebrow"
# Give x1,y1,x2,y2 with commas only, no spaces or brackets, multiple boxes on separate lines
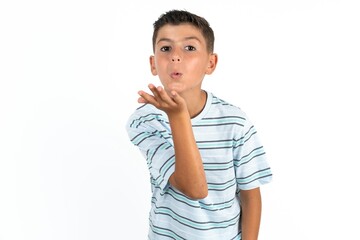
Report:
156,36,202,45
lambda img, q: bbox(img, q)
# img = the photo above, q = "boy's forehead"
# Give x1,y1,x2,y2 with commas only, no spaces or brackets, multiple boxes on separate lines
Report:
155,24,204,43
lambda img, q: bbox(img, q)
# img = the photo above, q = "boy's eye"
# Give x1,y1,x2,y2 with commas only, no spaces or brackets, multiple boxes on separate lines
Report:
185,45,196,51
160,46,171,52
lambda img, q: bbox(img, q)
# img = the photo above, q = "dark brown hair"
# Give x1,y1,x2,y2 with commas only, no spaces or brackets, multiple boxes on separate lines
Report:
152,10,215,53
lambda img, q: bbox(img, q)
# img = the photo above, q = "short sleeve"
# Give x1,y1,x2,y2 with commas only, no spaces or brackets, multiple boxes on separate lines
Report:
233,115,272,190
126,111,175,192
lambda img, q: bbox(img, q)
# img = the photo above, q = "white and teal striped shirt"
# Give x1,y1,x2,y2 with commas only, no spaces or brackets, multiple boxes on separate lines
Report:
126,92,272,240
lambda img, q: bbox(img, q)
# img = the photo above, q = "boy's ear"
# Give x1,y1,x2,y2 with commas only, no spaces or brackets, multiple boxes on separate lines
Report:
206,53,218,75
149,55,157,76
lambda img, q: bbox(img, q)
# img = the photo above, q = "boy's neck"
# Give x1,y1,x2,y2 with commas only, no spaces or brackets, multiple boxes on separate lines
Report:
183,90,207,119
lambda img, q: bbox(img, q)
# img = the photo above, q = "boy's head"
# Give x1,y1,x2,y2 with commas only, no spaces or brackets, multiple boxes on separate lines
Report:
152,10,215,53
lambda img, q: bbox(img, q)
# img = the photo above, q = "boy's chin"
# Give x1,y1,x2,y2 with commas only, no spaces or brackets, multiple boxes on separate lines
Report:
164,86,183,94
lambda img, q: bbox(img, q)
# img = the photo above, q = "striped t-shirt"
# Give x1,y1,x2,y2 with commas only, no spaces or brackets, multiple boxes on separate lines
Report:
126,92,272,240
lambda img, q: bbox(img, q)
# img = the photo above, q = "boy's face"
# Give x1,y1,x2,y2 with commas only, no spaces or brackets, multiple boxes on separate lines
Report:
150,24,217,95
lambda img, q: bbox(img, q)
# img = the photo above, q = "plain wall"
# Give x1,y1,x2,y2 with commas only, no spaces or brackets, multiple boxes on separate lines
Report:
1,1,359,239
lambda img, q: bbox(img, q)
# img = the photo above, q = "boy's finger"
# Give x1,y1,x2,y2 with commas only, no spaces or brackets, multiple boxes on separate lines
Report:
138,91,157,105
156,86,173,103
170,90,181,103
148,84,161,100
170,91,187,108
138,97,147,103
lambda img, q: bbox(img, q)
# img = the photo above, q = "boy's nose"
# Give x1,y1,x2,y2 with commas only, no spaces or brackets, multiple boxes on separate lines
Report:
171,49,181,62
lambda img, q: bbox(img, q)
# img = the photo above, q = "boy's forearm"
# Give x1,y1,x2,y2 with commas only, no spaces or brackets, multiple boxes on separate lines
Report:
240,188,262,240
168,111,208,199
137,85,207,199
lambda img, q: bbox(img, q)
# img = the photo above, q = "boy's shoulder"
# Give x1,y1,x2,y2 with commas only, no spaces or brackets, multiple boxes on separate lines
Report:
126,103,168,129
209,93,247,118
128,103,161,118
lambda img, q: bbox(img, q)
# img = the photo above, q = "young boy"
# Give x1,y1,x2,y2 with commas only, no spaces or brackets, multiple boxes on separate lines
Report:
126,9,272,240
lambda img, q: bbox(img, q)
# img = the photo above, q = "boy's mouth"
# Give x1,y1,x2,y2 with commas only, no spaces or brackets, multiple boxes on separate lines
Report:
170,72,182,79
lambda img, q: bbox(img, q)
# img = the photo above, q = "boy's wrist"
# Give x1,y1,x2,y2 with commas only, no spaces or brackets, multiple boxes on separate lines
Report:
167,109,190,122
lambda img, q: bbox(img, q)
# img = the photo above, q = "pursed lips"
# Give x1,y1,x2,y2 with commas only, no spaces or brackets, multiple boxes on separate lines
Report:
170,72,183,79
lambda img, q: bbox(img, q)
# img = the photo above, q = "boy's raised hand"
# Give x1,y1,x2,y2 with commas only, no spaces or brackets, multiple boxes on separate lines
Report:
138,84,188,117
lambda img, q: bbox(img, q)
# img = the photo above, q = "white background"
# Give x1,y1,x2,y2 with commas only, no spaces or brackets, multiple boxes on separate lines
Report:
1,0,359,239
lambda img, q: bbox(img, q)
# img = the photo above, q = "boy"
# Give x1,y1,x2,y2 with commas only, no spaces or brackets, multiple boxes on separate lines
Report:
126,9,272,240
